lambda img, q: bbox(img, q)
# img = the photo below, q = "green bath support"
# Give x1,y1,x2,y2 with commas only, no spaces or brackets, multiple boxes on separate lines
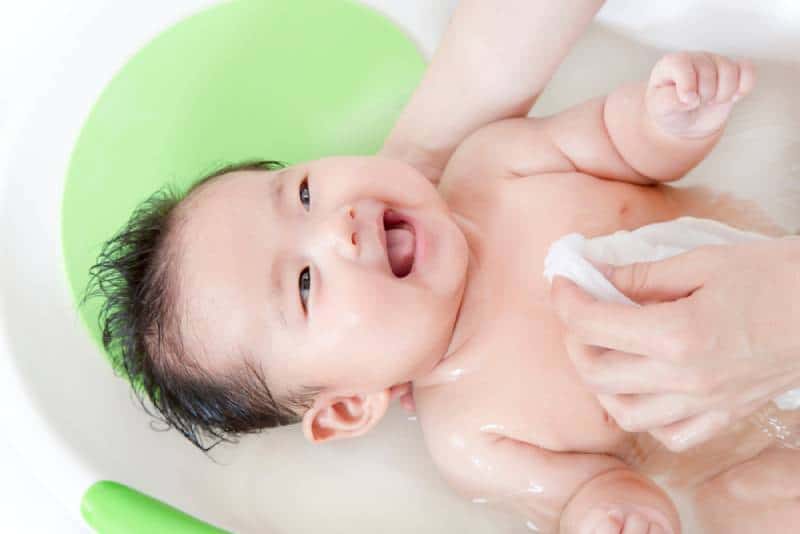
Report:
81,481,230,534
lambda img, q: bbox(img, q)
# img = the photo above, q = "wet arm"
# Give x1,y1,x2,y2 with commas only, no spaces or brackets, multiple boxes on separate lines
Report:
429,434,678,533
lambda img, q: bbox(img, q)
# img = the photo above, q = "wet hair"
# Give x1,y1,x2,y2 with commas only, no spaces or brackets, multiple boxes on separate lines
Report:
83,160,321,453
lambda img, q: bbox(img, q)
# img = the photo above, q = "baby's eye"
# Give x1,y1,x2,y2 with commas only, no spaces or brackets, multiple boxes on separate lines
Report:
299,177,311,211
299,267,311,312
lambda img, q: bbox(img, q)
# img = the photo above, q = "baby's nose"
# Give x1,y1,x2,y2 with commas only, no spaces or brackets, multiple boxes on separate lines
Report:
325,205,359,259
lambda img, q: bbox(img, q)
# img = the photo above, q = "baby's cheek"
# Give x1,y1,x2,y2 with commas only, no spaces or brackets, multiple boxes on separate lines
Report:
315,310,361,349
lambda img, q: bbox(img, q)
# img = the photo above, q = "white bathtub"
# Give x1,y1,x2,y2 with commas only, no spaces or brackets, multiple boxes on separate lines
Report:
1,1,798,532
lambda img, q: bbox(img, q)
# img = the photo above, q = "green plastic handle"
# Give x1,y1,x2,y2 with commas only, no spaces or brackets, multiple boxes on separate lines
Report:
81,481,230,534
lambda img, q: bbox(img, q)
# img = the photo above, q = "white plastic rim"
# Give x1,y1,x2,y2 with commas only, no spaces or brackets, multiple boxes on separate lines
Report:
1,1,798,533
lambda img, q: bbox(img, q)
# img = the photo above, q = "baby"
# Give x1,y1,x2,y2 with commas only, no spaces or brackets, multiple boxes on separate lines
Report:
92,50,800,534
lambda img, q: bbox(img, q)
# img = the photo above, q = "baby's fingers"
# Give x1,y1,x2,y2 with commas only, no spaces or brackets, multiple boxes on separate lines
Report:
711,54,740,104
735,60,756,101
650,52,699,106
691,52,718,104
712,55,756,104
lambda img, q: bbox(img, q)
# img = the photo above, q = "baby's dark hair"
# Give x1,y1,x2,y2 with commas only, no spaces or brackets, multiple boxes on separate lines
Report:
84,160,319,452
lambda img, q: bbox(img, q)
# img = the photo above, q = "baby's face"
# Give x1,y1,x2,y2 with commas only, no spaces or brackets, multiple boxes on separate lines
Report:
178,156,468,399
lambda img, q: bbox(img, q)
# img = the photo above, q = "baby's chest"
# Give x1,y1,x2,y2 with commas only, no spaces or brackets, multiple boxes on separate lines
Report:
426,173,679,455
480,173,678,254
434,308,628,456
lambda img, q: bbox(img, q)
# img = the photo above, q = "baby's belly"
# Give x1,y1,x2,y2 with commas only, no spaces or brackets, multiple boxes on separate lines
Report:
455,172,788,480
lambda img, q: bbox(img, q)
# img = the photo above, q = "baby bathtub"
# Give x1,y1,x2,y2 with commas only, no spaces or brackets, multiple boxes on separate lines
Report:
1,0,798,532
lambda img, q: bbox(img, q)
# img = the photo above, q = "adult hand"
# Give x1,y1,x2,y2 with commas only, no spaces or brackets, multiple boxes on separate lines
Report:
550,238,800,451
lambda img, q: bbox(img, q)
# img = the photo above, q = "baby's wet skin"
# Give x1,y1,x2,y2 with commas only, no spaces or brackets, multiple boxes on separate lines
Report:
174,49,793,531
410,106,792,532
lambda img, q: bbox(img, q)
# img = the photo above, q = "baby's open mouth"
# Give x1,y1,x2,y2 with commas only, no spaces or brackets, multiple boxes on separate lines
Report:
383,209,416,278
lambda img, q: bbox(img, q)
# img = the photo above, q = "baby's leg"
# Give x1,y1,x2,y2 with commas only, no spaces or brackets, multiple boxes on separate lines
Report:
560,467,680,534
694,445,800,534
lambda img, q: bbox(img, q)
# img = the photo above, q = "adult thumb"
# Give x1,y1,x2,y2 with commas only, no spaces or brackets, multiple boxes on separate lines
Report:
594,247,717,304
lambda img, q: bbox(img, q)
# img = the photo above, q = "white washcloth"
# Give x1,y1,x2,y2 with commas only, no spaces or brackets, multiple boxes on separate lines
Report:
543,216,800,410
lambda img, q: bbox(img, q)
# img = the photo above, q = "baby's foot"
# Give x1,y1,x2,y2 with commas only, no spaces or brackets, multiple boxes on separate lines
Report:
576,507,674,534
559,468,680,534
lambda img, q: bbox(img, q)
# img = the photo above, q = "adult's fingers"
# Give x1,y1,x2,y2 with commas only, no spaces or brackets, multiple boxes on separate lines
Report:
564,335,689,395
598,246,721,305
597,392,706,433
652,375,794,451
552,277,689,358
649,410,731,452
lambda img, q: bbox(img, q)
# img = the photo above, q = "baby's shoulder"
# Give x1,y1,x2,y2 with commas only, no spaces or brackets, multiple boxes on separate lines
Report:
414,392,491,483
413,364,501,474
439,117,574,190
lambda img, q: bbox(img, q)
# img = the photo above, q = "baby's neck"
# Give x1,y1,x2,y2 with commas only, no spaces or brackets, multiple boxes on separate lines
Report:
415,210,485,388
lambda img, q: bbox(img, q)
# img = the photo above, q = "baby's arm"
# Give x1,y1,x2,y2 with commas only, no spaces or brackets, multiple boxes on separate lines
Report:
600,52,754,183
428,432,679,534
380,0,604,183
458,51,753,185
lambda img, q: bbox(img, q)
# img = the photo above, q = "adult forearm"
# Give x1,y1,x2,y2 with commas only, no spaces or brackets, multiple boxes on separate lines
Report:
380,0,604,183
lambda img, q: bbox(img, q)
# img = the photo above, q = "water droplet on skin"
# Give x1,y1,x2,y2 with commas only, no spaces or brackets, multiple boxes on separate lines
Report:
471,497,488,504
407,415,417,421
527,482,544,494
479,423,506,433
525,519,540,531
757,413,800,448
447,368,465,381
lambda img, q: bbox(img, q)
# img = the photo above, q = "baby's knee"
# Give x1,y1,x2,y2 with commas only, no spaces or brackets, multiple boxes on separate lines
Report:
560,467,680,534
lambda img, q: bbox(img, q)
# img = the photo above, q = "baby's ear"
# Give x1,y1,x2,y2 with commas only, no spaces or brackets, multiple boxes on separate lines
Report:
389,382,416,413
302,390,390,443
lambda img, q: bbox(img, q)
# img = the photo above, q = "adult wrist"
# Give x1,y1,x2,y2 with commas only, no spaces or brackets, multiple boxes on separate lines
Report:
378,140,450,183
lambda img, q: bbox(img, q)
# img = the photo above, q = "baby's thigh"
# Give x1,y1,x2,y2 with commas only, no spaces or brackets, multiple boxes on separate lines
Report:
693,445,800,534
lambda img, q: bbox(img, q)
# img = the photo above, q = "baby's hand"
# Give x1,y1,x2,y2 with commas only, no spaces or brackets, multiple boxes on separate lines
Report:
646,51,755,139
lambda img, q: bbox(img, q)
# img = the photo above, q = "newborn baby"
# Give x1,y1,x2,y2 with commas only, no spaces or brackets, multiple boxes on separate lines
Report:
94,51,800,533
